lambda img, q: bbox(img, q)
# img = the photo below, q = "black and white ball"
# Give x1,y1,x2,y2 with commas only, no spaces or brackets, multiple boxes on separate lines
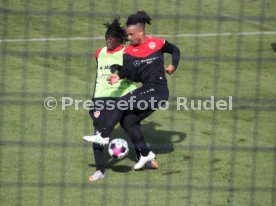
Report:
108,138,129,159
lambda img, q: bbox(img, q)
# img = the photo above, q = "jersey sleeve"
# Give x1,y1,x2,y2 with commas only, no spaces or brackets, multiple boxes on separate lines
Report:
95,48,102,59
118,65,129,79
161,40,180,70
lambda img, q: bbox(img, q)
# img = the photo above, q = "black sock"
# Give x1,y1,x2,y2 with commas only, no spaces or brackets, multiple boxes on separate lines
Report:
138,144,150,157
140,149,150,157
135,148,141,161
92,143,105,174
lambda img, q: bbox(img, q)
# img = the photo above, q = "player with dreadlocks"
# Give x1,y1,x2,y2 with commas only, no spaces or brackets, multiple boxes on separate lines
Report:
84,11,180,170
84,17,158,182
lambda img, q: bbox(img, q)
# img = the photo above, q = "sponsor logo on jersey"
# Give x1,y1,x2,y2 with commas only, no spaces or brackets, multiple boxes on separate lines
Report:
140,57,158,64
99,65,110,70
133,60,141,67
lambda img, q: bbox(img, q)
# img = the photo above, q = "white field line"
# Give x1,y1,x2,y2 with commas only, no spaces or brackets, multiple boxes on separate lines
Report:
0,31,275,43
222,13,275,30
0,36,104,43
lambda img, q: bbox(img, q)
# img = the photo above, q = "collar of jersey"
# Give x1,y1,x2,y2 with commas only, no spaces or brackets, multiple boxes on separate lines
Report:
106,44,124,54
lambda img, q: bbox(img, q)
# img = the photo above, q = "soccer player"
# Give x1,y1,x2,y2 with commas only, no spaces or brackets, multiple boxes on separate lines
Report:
84,17,157,182
84,11,180,170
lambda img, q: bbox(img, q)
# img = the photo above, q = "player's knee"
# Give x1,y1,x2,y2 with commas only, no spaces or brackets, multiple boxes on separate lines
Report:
120,117,136,130
101,127,113,137
119,120,126,131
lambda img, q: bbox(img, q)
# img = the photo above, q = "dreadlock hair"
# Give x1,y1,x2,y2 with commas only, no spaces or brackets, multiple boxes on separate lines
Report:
104,17,128,43
126,10,152,26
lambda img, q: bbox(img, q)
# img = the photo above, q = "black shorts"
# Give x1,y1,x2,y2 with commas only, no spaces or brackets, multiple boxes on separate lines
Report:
119,84,169,110
89,98,119,131
89,98,146,132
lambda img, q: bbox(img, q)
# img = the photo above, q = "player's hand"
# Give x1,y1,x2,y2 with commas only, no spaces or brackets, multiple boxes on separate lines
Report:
107,74,120,85
109,64,123,74
165,64,176,74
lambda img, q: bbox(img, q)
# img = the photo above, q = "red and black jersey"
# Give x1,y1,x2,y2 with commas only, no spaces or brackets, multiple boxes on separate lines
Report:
118,36,180,86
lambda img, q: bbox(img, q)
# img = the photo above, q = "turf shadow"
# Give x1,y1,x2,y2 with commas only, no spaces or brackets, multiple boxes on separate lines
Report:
101,121,187,171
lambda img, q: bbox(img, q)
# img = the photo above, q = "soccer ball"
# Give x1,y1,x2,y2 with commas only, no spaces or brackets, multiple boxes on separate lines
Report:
108,138,129,159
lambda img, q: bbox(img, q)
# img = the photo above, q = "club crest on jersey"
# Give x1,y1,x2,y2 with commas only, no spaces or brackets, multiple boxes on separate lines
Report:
148,42,156,50
94,111,100,118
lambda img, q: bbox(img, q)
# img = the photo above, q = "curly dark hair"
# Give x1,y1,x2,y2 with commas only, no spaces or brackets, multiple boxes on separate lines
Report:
104,17,127,43
126,10,151,26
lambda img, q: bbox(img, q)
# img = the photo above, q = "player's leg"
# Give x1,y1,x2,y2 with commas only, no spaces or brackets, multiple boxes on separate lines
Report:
86,102,109,181
120,121,158,169
120,110,152,157
88,143,105,182
120,109,159,170
122,85,168,169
